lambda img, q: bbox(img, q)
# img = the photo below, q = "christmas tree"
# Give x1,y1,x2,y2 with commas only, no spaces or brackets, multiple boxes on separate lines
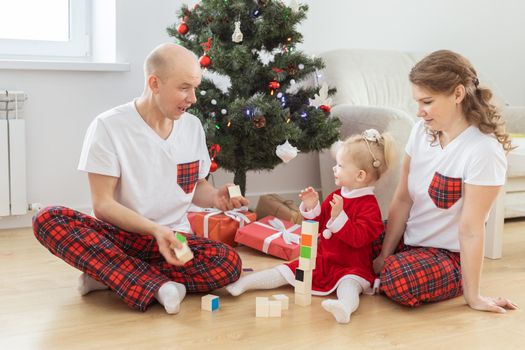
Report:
168,0,340,194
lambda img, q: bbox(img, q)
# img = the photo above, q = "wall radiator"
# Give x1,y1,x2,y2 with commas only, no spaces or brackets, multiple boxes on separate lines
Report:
0,90,28,216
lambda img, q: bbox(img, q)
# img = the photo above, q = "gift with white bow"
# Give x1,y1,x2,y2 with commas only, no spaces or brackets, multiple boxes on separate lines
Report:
234,216,301,260
187,206,256,246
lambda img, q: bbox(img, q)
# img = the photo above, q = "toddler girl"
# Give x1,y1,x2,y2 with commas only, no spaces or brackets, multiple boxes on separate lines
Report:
227,129,395,323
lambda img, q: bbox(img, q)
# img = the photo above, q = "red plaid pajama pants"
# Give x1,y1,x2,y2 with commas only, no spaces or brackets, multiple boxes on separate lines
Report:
33,206,241,311
372,231,462,307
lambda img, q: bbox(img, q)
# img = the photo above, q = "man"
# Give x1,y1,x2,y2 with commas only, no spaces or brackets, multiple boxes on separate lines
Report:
33,43,247,314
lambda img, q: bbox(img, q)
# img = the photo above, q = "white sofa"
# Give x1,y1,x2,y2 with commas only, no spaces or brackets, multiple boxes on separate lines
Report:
316,49,525,258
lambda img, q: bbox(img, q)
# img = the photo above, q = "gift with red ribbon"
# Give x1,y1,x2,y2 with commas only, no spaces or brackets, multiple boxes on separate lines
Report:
187,206,256,246
234,216,301,260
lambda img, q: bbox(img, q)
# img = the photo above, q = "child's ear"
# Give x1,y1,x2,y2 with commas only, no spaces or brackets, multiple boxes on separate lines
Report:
356,170,367,182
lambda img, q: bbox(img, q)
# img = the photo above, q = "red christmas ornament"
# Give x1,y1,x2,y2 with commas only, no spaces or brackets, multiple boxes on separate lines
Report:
319,105,331,113
209,143,220,172
268,81,280,90
210,160,218,173
199,54,211,68
268,81,280,95
177,22,189,35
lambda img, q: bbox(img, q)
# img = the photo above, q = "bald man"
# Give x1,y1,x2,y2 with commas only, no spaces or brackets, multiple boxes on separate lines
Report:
33,43,246,314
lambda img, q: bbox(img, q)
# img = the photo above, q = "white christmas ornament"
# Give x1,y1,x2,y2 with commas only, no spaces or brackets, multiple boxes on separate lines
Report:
289,0,300,12
275,140,299,163
232,21,243,43
309,82,333,108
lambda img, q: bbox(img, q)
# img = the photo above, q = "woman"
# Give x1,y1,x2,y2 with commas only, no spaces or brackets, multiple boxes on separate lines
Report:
373,50,518,313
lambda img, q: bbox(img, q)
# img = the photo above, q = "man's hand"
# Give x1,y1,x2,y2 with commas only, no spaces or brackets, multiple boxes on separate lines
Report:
152,226,186,266
213,183,249,211
299,186,319,210
330,194,343,219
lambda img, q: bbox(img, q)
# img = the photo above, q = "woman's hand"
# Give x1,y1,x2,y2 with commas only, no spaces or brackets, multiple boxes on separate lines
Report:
299,187,319,210
329,194,343,219
152,226,186,266
373,255,386,274
467,295,519,313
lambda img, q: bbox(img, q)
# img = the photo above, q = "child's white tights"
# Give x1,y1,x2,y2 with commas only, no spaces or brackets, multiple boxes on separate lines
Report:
225,267,287,296
321,278,362,324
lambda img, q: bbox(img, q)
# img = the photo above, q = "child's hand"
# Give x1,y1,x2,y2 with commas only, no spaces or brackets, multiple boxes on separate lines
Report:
299,186,319,210
330,194,343,219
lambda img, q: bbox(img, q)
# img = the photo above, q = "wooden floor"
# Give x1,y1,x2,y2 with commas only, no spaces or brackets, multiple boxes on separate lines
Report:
1,221,524,350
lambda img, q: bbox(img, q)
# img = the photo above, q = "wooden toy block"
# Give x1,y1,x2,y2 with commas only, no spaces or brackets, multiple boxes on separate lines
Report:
300,246,312,259
295,268,305,282
175,232,187,243
295,279,312,294
268,300,282,317
295,291,312,306
301,220,319,235
272,294,289,310
201,294,219,311
170,232,194,263
300,234,313,246
295,269,312,294
173,244,194,264
256,297,269,317
228,185,242,198
298,256,314,271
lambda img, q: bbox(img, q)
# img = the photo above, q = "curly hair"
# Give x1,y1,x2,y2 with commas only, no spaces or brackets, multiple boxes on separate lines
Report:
409,50,512,152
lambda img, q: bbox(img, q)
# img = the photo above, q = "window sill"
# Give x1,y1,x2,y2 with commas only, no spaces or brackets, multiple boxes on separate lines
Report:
0,59,130,72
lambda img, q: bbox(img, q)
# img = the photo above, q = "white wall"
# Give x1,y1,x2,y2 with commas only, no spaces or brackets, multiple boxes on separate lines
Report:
1,0,523,228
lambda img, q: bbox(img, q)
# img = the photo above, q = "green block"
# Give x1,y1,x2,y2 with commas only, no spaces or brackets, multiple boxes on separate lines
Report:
175,232,187,243
300,246,311,259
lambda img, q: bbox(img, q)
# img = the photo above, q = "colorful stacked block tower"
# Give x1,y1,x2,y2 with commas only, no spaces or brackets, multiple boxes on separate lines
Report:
295,220,318,306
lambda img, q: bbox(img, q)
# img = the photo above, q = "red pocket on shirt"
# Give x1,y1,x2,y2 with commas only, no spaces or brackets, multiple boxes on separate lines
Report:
428,172,463,209
177,160,200,194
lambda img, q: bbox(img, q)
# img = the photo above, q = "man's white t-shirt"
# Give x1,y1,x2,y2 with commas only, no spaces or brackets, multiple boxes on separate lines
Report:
404,120,507,251
78,101,211,232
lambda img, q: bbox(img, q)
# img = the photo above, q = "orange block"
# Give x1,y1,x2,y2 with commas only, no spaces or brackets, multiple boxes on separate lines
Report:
301,234,312,246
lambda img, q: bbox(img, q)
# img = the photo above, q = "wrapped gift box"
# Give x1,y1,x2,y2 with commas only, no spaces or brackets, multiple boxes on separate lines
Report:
255,194,302,225
235,216,301,260
188,208,256,247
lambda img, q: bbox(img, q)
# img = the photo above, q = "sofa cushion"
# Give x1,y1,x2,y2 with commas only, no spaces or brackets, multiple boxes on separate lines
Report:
508,136,525,178
320,49,423,116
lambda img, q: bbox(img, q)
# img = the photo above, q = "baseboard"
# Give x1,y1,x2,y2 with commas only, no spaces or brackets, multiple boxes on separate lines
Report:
0,205,91,230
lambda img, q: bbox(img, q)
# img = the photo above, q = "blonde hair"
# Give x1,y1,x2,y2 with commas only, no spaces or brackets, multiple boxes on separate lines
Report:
409,50,512,152
339,131,396,182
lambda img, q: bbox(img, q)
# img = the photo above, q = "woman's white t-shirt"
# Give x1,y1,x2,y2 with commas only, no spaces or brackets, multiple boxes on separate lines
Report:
404,120,506,251
78,101,211,232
